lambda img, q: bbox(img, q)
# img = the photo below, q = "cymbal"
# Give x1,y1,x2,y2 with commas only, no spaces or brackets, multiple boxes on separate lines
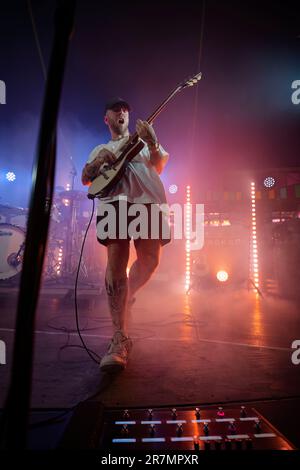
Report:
0,204,28,217
58,190,87,201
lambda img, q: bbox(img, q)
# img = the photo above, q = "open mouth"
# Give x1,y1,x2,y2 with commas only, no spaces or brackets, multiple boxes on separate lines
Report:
118,118,124,124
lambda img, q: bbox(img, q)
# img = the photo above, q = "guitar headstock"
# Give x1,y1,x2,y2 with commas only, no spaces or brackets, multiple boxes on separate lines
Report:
145,71,203,127
180,72,202,90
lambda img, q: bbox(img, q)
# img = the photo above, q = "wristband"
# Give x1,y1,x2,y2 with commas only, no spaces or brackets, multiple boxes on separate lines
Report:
148,141,160,151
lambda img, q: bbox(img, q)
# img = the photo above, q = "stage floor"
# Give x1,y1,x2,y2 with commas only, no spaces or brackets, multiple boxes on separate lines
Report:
0,280,300,412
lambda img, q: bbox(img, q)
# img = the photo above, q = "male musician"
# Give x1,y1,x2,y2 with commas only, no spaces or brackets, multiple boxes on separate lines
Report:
81,98,170,372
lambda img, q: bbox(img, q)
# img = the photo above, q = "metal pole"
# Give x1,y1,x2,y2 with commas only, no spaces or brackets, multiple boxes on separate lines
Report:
0,0,76,449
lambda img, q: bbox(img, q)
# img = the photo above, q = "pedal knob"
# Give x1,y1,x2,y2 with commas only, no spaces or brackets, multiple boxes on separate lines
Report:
195,407,201,419
204,441,211,451
121,424,129,434
254,419,261,432
217,406,225,417
228,421,236,434
203,422,209,436
214,440,222,450
240,406,247,417
193,436,200,450
149,424,156,436
245,438,253,450
225,439,232,450
235,439,243,450
123,409,130,419
176,423,183,436
171,408,177,418
147,409,153,419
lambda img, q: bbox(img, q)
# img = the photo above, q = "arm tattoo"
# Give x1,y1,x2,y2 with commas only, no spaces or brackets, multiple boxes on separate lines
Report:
81,159,101,185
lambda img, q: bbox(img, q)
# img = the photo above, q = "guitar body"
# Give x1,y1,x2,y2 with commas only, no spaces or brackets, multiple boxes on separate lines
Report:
88,138,145,199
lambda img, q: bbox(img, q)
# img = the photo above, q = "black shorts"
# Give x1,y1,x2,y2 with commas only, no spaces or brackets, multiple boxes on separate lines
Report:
96,201,171,247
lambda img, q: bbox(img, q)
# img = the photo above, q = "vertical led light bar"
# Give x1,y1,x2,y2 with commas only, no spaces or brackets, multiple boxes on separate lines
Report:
56,246,63,276
250,182,259,289
185,185,191,293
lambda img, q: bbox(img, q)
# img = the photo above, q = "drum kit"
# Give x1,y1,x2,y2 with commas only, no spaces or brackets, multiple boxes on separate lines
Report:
0,188,103,284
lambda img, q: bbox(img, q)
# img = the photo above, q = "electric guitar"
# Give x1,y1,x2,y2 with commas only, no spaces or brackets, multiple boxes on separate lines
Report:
87,72,202,199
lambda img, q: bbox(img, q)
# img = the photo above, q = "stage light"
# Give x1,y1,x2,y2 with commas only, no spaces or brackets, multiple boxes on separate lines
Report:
216,270,228,282
250,181,259,289
264,176,275,188
56,247,63,276
6,171,16,182
185,185,192,293
169,184,178,194
66,183,71,191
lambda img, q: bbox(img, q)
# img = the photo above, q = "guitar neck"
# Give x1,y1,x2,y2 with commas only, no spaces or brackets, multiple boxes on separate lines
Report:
116,72,202,159
127,85,182,144
146,85,182,125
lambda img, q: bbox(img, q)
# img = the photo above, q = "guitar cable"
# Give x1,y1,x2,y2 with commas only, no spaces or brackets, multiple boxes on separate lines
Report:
73,198,101,364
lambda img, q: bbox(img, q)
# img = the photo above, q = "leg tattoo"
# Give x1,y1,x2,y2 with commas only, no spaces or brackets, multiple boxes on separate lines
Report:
105,277,128,334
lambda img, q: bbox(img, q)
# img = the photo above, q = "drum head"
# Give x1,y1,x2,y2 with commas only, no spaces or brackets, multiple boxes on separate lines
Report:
0,224,25,280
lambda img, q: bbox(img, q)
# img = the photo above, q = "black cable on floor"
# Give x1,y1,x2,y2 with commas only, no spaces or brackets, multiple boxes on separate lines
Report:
73,199,101,364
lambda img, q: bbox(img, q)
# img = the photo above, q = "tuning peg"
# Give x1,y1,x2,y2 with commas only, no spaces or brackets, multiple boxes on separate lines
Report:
180,73,202,89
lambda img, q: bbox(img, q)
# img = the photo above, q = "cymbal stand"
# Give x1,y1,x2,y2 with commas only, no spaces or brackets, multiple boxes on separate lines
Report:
55,169,95,292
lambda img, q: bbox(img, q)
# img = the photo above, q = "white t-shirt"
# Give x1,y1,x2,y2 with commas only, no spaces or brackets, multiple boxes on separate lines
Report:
87,136,169,211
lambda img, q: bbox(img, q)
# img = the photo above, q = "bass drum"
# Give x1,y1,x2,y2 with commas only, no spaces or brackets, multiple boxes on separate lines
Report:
0,224,25,281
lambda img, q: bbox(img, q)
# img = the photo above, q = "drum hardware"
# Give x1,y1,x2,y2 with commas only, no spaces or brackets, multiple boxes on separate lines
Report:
43,240,64,281
7,242,25,268
59,190,86,201
0,188,100,286
50,202,62,224
0,203,28,225
44,160,97,287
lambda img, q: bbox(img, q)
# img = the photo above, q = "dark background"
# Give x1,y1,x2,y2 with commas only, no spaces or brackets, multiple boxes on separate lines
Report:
0,0,299,205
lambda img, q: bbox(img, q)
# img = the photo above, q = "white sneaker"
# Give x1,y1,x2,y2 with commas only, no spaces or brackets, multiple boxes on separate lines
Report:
100,330,133,372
